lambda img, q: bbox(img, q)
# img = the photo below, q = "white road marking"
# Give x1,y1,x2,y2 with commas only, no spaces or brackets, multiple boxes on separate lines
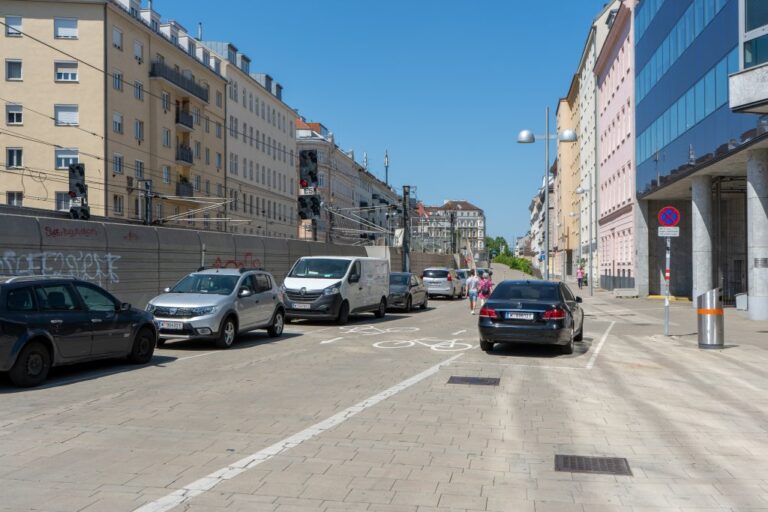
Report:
173,351,219,361
132,353,464,512
585,321,616,370
320,337,344,345
452,329,467,335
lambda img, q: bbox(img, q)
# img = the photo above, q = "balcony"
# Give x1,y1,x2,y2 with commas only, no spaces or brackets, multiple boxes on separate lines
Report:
175,108,194,131
176,181,194,197
730,63,768,114
176,144,193,165
150,61,209,103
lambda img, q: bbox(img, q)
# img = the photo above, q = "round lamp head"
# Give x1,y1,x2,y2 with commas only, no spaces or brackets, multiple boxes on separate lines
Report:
517,130,535,144
559,129,577,142
576,186,586,194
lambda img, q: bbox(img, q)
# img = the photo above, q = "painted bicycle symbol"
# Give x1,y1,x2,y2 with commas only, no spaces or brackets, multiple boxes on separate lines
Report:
372,337,473,352
339,325,420,336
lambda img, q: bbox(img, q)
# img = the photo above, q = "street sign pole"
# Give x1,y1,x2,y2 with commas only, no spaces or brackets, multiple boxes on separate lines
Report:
665,236,671,336
657,205,680,336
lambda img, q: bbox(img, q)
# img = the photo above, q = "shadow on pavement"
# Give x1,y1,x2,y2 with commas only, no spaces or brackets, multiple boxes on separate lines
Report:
484,338,593,358
159,332,303,352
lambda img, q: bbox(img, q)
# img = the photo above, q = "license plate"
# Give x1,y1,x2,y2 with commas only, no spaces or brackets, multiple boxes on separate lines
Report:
506,312,534,321
158,320,183,330
292,303,311,310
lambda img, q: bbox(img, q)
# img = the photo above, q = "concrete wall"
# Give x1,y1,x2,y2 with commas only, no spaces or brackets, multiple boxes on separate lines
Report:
647,200,692,297
0,214,366,308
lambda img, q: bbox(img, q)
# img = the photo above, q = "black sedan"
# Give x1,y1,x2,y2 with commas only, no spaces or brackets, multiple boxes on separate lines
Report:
478,280,584,354
388,272,428,311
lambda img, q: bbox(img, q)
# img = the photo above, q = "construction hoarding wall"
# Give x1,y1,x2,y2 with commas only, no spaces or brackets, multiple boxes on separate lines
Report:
0,214,366,308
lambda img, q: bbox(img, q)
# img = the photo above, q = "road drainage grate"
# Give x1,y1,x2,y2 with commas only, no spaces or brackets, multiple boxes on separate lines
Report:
555,454,632,476
447,376,500,386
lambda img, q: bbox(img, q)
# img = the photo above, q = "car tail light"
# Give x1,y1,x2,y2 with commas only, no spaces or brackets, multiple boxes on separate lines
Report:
447,274,453,281
542,308,566,320
479,306,497,319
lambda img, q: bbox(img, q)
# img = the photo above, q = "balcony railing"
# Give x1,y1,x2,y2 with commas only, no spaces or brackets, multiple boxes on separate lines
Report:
150,61,209,103
176,181,194,197
176,144,193,165
175,108,194,130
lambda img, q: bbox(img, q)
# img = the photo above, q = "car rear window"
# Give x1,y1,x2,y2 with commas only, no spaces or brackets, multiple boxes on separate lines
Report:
423,270,449,278
492,283,560,301
5,287,36,311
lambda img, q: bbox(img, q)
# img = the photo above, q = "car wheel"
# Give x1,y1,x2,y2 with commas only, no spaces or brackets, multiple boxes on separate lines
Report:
480,339,494,352
561,329,575,355
374,298,387,318
336,301,350,325
405,296,412,312
267,309,285,338
420,296,428,310
156,338,166,347
128,327,156,364
216,316,237,349
574,320,584,341
9,341,51,388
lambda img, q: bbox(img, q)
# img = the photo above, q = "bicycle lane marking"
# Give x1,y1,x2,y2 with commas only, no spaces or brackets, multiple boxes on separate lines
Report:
132,353,464,512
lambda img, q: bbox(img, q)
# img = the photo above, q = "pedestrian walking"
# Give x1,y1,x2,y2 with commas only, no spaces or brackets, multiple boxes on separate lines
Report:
466,270,479,314
478,272,494,308
576,267,584,289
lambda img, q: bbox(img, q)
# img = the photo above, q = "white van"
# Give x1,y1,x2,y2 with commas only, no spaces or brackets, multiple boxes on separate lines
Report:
282,256,390,324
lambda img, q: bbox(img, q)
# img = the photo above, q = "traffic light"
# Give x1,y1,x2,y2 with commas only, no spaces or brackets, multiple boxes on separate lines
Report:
299,150,319,189
310,196,321,217
68,163,87,198
298,197,310,220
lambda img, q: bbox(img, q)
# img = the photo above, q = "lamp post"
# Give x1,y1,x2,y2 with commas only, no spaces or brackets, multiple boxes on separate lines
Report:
518,108,577,281
576,186,593,296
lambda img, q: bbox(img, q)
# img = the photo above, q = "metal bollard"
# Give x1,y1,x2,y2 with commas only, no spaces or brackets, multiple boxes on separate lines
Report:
697,288,724,349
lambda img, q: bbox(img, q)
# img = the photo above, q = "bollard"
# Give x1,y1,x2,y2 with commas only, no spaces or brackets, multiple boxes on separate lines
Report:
697,288,724,349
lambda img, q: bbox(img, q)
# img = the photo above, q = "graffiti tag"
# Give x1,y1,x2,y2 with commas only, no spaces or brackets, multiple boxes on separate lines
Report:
43,227,99,238
212,252,263,269
0,250,121,286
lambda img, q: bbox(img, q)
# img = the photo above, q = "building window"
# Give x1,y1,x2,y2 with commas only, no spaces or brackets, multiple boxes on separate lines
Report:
194,141,201,159
54,18,78,39
113,153,123,174
192,107,200,125
134,80,143,100
54,104,79,126
54,148,78,169
55,192,70,211
112,27,123,50
216,91,223,108
134,160,144,178
133,40,144,63
6,191,22,206
193,175,201,191
113,194,124,215
5,16,21,37
161,91,170,111
162,165,170,184
6,148,22,168
216,122,222,138
113,70,123,90
162,127,170,147
134,119,144,141
5,59,22,81
216,152,222,169
205,179,210,195
205,148,210,165
6,103,22,125
205,116,210,133
54,61,78,82
112,112,123,133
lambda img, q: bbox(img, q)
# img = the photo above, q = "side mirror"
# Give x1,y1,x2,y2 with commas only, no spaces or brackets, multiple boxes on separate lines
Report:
349,274,360,284
238,287,253,298
120,302,131,311
576,297,583,303
163,287,171,293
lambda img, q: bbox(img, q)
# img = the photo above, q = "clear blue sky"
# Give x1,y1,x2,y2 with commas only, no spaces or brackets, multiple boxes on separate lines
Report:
162,0,606,245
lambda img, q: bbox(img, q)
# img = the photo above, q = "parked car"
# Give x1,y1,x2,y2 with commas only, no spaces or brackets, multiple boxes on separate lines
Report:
0,276,157,387
388,272,428,311
475,267,493,278
146,267,285,349
455,270,469,298
478,280,584,354
282,257,389,324
422,267,462,299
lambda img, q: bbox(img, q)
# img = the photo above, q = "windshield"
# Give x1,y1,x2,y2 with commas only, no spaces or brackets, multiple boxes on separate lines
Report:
171,274,240,295
390,274,409,286
423,270,448,278
288,258,351,279
492,283,560,301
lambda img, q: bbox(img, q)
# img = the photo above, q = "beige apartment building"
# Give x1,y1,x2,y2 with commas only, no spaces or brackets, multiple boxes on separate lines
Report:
1,0,227,228
201,41,298,239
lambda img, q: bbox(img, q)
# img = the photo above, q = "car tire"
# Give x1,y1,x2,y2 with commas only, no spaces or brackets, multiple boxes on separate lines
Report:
574,320,584,341
405,296,412,312
156,338,166,347
420,296,428,310
216,316,237,349
561,330,575,355
9,341,51,388
336,301,350,325
267,309,285,338
374,298,387,318
128,327,156,364
480,339,494,352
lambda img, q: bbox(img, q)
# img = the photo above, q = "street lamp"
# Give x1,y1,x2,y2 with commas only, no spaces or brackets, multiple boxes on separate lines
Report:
576,186,593,296
518,108,577,281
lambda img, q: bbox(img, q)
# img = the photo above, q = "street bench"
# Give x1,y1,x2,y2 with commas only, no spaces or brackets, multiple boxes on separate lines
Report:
613,288,639,298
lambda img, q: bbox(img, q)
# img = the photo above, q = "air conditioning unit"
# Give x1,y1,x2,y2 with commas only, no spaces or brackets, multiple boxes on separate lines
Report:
126,176,134,192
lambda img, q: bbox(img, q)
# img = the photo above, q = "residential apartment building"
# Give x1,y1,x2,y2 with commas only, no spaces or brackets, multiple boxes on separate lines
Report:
1,0,227,227
202,41,298,238
555,77,581,279
596,1,635,291
415,200,486,259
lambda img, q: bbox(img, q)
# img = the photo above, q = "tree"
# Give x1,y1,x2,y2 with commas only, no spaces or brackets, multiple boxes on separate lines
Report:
485,236,512,257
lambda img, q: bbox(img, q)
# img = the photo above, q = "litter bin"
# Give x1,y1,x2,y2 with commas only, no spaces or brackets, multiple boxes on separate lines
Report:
697,288,724,349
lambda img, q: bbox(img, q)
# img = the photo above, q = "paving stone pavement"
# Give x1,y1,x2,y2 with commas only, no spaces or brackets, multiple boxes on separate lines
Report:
1,264,767,511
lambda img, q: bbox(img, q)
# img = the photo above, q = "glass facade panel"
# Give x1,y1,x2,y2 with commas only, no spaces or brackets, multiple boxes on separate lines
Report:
715,58,727,106
704,68,716,116
744,33,768,69
695,80,705,123
746,0,768,32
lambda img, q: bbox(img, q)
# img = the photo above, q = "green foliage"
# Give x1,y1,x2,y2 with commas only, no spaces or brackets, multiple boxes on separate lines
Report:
485,236,512,257
493,254,533,275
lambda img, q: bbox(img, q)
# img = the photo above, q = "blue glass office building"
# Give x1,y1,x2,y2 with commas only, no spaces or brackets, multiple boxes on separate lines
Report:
634,0,768,313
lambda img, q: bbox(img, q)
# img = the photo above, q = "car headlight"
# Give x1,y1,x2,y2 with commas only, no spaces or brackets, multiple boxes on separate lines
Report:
323,283,341,295
145,303,156,313
191,306,217,316
280,284,287,293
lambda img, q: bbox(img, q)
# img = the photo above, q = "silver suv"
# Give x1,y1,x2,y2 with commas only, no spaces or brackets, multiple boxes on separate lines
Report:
146,268,285,348
422,267,462,299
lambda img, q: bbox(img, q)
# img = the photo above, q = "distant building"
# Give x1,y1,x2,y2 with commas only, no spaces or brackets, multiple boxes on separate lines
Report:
414,200,485,258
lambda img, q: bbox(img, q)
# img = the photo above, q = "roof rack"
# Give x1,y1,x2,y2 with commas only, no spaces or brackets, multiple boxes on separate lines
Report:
0,275,77,283
195,266,264,273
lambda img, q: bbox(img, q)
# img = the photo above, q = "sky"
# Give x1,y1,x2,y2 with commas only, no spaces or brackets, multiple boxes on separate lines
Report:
161,0,607,245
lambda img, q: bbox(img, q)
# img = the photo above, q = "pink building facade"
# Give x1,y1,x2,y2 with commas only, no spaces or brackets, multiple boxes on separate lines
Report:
595,2,635,290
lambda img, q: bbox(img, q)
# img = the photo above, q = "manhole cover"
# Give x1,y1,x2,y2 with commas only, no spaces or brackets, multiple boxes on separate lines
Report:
555,454,632,476
447,376,500,386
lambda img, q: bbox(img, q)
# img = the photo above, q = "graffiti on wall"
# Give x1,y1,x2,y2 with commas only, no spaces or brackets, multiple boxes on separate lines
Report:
0,250,121,286
212,252,263,269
